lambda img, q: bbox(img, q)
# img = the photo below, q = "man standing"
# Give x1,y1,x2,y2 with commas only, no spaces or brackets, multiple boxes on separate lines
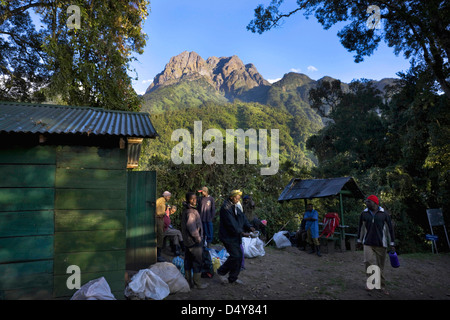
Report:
304,203,321,257
198,186,216,248
156,191,171,262
181,192,207,289
357,194,395,295
217,190,255,285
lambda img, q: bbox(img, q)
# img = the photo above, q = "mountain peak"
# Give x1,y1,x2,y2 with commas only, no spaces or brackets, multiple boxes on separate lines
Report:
145,51,269,98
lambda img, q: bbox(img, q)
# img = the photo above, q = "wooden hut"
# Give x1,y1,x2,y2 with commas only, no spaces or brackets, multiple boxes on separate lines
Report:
0,102,158,299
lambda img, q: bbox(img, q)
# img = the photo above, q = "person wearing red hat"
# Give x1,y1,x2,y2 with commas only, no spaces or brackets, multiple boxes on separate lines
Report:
357,194,396,295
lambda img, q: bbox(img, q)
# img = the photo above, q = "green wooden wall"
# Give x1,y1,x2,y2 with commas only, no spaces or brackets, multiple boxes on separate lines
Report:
0,146,56,299
0,144,128,300
53,146,127,299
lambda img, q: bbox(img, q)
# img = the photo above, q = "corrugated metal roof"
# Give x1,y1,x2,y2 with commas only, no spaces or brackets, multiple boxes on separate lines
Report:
0,101,158,138
278,176,365,202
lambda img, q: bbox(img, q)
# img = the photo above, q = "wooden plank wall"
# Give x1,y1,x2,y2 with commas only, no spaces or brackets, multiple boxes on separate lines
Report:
126,171,157,271
53,146,127,299
0,146,56,299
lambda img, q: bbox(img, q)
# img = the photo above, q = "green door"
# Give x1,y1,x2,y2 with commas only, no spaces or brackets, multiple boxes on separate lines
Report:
126,171,157,271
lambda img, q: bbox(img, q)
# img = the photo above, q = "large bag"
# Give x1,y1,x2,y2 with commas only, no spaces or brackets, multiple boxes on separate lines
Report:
70,277,116,300
149,262,191,294
273,231,292,248
124,269,170,300
242,236,265,258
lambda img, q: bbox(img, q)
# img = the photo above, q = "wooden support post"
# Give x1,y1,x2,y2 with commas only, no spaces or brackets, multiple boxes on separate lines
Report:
339,192,346,251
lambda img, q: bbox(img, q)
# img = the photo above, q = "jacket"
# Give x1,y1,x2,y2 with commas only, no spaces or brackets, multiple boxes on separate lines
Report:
181,202,203,248
357,207,395,248
218,198,252,244
198,196,216,222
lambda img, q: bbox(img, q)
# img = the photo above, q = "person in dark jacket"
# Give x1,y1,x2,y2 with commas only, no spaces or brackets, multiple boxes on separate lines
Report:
197,186,216,248
357,194,395,294
180,192,208,289
217,190,255,285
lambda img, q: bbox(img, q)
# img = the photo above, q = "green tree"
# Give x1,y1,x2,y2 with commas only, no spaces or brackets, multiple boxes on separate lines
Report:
0,0,149,111
247,0,450,99
307,79,386,173
0,1,48,102
308,79,344,117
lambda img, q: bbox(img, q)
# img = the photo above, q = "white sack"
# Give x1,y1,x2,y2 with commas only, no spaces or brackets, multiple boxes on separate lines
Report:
70,277,116,300
149,262,190,294
124,269,170,300
273,231,292,248
242,237,265,258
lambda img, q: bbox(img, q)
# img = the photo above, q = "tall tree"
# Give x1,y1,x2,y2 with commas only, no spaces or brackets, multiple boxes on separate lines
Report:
0,0,149,111
247,0,450,99
0,1,48,102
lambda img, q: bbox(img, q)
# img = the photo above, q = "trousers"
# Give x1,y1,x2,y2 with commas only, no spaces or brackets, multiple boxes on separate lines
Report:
363,245,387,289
217,239,242,283
185,244,203,273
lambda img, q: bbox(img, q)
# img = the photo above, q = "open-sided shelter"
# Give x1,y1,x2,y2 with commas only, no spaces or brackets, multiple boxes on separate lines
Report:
278,176,365,248
0,102,158,299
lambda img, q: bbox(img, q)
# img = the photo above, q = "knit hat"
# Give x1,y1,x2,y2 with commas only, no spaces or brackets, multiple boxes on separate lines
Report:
366,195,379,205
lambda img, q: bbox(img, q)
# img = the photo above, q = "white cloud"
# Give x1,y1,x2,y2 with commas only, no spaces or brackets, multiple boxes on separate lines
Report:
142,79,153,84
290,68,302,73
307,65,318,72
267,78,282,84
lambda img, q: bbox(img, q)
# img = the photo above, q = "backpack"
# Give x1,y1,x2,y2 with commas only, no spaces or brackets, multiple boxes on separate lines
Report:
320,212,340,238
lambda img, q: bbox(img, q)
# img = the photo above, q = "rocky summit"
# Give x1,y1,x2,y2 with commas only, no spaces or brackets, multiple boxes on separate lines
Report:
145,51,270,99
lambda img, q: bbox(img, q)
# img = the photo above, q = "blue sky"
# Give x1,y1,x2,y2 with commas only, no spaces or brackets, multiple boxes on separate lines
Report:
130,0,411,95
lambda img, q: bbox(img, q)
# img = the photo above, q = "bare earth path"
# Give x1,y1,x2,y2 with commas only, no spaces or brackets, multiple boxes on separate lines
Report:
163,246,450,300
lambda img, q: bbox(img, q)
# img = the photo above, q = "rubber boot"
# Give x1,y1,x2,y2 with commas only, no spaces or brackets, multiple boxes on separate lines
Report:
308,244,315,254
316,245,322,257
157,247,166,262
193,273,208,289
185,269,193,288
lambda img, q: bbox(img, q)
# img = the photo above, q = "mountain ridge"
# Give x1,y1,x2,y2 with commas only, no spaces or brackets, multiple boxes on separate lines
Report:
141,51,397,116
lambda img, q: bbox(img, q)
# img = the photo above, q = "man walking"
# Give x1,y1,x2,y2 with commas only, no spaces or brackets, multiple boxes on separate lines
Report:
217,190,254,285
357,194,395,295
198,186,216,248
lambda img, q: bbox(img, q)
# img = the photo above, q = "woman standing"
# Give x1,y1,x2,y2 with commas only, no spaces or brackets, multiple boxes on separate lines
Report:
180,192,208,289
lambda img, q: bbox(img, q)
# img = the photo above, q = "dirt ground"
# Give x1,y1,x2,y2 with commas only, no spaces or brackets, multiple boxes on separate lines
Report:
162,244,450,300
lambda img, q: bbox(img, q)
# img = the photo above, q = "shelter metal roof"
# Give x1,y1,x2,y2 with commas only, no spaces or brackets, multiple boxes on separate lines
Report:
278,176,365,202
0,101,158,138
